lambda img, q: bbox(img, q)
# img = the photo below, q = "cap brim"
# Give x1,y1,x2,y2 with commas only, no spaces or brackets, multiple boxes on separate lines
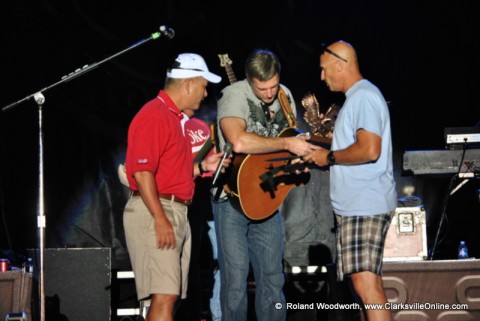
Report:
203,72,222,83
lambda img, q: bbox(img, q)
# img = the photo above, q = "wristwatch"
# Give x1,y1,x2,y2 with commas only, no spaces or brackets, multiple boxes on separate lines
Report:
326,151,336,165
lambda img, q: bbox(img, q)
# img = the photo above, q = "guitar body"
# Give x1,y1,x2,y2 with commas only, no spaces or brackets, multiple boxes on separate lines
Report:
226,128,311,220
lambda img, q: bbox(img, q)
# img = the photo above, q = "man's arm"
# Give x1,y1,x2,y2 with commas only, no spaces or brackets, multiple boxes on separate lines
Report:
303,129,381,166
219,117,319,156
193,150,232,176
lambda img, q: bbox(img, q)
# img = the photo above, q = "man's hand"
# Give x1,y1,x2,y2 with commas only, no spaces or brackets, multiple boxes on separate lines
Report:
284,135,320,156
204,150,232,173
154,215,176,250
303,148,329,167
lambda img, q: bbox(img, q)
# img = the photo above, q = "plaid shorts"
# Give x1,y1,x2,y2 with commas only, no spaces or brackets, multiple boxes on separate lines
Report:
335,211,394,281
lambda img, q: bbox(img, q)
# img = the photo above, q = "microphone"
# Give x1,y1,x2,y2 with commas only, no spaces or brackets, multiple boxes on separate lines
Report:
159,25,175,39
212,142,233,187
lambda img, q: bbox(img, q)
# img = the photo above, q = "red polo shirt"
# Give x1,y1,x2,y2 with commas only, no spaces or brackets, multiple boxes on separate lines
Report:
126,90,194,200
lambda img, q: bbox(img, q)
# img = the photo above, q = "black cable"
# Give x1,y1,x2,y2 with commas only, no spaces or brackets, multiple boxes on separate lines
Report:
429,175,456,260
429,140,470,260
0,176,13,250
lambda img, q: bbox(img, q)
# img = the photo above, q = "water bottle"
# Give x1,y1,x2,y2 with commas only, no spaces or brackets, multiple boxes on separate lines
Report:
23,257,33,273
27,257,34,273
458,241,469,259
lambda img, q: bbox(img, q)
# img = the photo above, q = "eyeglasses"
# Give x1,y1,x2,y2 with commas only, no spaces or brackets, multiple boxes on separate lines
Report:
321,44,348,63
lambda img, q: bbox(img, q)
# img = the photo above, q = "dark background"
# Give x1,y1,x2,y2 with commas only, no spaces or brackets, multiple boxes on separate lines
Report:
1,1,479,266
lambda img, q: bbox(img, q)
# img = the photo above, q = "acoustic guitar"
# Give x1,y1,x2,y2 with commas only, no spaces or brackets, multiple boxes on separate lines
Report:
225,127,313,220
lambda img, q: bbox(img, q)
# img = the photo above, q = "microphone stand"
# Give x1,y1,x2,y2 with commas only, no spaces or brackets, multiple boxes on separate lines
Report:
1,25,174,321
35,92,46,321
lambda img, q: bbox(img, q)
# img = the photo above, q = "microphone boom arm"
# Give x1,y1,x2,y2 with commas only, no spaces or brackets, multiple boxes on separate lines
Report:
2,25,174,112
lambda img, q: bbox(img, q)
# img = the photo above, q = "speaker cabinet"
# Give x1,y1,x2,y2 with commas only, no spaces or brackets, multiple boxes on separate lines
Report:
31,248,111,321
383,259,480,320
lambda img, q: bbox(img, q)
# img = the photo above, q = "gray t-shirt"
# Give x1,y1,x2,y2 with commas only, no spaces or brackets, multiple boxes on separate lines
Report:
216,79,296,149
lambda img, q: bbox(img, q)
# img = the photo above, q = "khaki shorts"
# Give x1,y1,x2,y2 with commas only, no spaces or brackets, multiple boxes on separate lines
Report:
123,195,191,300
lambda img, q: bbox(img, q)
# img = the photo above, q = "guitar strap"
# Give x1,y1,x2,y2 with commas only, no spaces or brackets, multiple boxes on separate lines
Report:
278,87,297,128
210,123,221,153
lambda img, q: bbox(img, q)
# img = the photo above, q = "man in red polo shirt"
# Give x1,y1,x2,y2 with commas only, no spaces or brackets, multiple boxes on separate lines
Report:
123,53,225,321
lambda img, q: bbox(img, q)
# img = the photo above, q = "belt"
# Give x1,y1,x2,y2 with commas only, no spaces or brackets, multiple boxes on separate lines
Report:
132,191,192,206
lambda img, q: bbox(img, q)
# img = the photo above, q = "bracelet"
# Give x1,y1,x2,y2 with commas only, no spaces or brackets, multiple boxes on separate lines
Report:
198,161,206,175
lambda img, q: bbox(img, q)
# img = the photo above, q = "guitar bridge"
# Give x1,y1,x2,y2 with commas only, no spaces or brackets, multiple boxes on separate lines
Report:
259,171,278,198
259,168,310,199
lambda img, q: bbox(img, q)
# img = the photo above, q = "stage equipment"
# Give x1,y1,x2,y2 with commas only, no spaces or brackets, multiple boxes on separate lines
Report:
383,259,480,320
5,312,27,321
30,248,111,321
384,206,427,261
445,126,480,146
0,270,32,321
402,144,479,259
403,149,480,176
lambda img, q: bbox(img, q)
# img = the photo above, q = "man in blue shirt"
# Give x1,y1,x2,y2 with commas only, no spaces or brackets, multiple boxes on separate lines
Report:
304,41,397,321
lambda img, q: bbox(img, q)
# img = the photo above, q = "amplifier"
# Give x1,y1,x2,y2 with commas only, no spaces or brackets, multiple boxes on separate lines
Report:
383,207,427,261
29,248,111,321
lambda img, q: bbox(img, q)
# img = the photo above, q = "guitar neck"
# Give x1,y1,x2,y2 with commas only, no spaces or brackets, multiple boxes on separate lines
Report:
225,65,237,84
310,135,332,150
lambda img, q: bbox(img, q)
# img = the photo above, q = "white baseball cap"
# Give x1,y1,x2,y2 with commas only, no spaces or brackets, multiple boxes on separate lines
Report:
167,53,222,83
